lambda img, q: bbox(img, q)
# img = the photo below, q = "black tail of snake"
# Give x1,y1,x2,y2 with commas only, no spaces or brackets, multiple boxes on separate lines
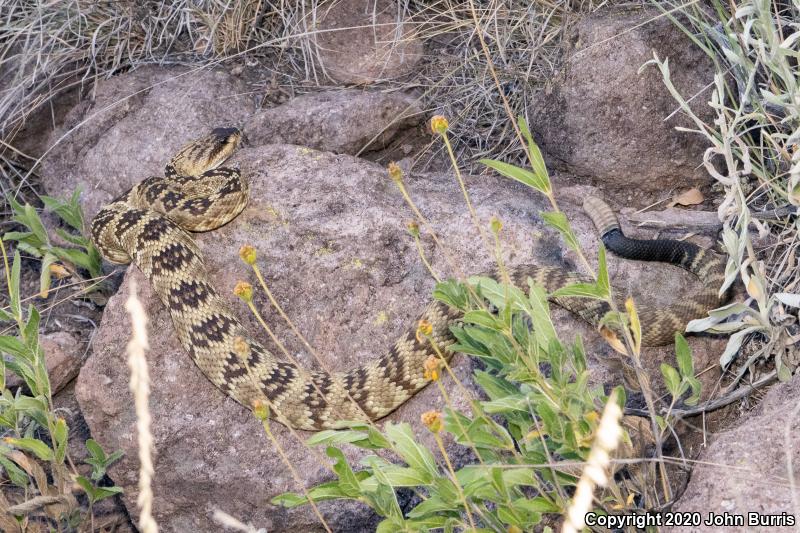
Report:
91,128,728,430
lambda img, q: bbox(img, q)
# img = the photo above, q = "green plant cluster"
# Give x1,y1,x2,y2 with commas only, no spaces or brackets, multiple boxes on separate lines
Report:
656,0,800,383
274,271,630,532
0,208,121,530
3,190,102,298
270,118,711,531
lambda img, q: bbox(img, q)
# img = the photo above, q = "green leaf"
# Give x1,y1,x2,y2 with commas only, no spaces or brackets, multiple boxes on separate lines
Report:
497,505,523,528
51,247,94,272
684,376,702,406
5,359,36,393
467,276,527,312
0,454,30,488
11,241,42,258
326,446,361,497
23,306,41,350
55,229,90,247
540,211,580,252
10,251,21,319
491,467,509,501
480,159,550,195
527,281,557,350
376,465,432,487
2,231,35,243
481,395,529,414
660,363,681,397
21,204,49,246
596,244,610,298
41,190,85,231
270,492,307,508
473,371,518,400
433,279,470,311
307,429,371,448
512,496,560,514
536,402,562,440
432,477,459,505
85,438,106,461
75,476,123,503
39,252,58,299
517,116,552,194
53,417,68,463
551,282,606,299
88,485,123,502
384,423,438,478
366,427,391,449
462,309,500,329
306,480,358,502
674,333,694,378
0,335,28,358
5,437,53,461
273,478,361,507
407,495,458,518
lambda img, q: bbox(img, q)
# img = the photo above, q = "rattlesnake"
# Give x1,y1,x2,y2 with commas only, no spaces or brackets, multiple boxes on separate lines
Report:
91,128,728,430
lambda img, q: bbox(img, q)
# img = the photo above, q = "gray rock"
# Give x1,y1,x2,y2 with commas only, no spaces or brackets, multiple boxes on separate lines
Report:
247,89,422,155
74,143,546,532
530,7,716,195
315,0,423,84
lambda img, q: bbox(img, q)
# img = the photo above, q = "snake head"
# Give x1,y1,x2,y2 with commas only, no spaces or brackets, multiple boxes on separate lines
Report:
211,127,243,145
168,127,244,177
206,127,243,166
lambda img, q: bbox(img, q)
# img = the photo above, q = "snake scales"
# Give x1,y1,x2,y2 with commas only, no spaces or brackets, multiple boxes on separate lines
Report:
91,128,728,430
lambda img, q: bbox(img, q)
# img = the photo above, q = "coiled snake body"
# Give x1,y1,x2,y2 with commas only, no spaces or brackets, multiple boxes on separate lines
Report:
91,129,727,430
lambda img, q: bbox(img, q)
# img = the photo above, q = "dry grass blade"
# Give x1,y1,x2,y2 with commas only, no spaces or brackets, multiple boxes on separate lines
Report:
125,279,159,533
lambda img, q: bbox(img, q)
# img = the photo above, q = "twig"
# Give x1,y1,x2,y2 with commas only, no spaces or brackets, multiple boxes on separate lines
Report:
624,370,778,419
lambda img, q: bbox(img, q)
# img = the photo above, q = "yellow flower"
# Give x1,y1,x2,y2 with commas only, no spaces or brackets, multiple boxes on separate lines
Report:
406,220,420,238
416,319,433,343
421,410,443,433
388,161,403,183
251,399,270,421
490,215,503,235
430,115,449,135
423,356,441,382
239,244,257,265
233,281,253,303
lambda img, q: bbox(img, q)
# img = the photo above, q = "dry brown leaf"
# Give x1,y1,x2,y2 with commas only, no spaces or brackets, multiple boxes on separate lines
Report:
668,187,704,207
48,263,70,279
599,326,628,355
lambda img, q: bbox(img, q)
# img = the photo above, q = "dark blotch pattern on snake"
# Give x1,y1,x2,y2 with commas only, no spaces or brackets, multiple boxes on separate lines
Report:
90,129,728,430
